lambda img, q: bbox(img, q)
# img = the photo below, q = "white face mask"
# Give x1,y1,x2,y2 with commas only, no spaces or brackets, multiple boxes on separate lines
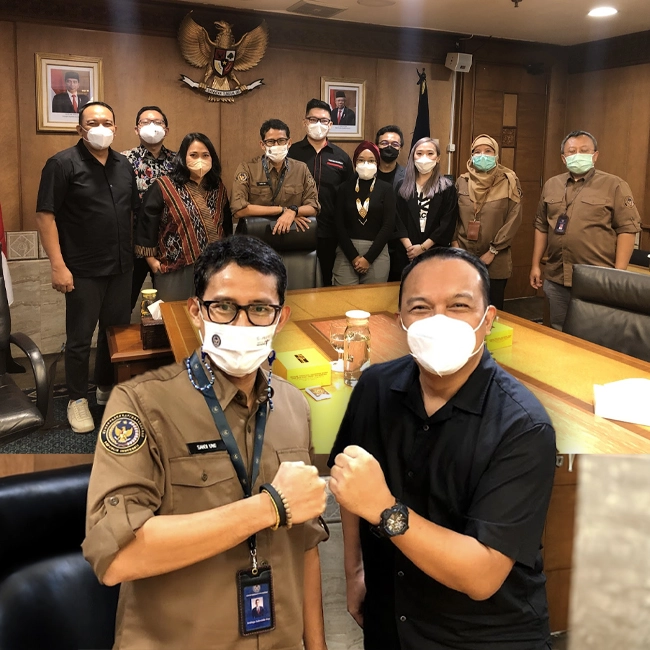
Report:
187,158,212,178
84,125,114,150
306,122,329,141
199,312,277,378
266,145,288,164
414,157,437,174
356,162,377,181
404,309,488,376
139,123,166,145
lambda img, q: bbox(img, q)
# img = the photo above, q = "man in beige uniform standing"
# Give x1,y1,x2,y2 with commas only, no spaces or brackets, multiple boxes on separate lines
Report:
84,236,329,650
231,118,320,236
530,130,641,330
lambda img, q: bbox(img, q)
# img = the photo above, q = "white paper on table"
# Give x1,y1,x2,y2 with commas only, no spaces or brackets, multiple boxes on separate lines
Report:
147,299,164,320
593,378,650,427
2,252,13,306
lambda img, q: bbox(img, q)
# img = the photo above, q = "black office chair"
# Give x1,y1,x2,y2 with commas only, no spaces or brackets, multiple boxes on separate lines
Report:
630,248,650,268
0,464,119,650
241,216,322,290
0,245,49,446
563,264,650,362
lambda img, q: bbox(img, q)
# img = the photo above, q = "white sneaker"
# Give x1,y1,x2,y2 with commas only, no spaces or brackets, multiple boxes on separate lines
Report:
67,398,95,434
96,385,113,406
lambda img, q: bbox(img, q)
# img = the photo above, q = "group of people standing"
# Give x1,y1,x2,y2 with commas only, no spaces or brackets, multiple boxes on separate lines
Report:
34,97,641,436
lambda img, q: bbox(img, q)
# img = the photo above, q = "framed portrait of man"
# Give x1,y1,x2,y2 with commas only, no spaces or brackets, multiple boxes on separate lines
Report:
321,77,365,141
36,53,103,132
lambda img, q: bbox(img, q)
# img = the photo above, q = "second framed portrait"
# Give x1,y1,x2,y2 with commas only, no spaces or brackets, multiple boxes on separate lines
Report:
36,53,103,133
321,77,365,141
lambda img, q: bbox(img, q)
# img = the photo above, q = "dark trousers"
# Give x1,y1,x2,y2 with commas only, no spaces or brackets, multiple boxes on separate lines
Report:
489,278,508,311
317,237,338,287
65,271,132,400
130,256,153,312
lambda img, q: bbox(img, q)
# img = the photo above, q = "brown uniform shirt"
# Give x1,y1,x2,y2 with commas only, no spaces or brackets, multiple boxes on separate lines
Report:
230,156,320,216
534,168,641,286
454,175,523,280
83,360,328,650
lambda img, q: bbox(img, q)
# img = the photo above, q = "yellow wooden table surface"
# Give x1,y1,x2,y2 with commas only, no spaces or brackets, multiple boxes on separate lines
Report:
161,283,650,455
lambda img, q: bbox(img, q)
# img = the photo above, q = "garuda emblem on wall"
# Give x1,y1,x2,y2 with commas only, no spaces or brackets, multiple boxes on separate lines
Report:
178,12,269,102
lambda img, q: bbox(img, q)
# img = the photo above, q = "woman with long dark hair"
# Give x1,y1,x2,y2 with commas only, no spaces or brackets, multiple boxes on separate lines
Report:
393,137,458,277
332,141,395,285
135,132,232,301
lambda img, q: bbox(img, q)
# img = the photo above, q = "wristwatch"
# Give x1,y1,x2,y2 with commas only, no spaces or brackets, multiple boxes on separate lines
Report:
289,205,299,217
489,244,499,256
370,500,409,538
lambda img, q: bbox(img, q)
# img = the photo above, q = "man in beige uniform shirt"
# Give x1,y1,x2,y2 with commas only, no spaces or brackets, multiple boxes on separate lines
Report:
231,118,320,236
84,236,329,650
530,130,641,330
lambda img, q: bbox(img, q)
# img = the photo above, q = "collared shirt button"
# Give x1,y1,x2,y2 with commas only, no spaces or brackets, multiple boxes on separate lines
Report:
407,471,414,478
397,571,404,577
423,424,429,431
201,472,208,482
109,496,119,506
399,615,407,622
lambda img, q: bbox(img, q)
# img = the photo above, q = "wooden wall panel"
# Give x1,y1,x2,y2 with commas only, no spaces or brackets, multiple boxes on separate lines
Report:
0,454,93,478
564,64,650,222
0,22,21,232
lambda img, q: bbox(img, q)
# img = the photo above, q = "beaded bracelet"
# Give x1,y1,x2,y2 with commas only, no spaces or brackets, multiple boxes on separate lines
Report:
276,487,293,530
259,483,288,528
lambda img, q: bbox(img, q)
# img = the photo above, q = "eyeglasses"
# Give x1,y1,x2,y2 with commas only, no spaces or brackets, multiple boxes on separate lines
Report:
263,138,289,147
378,140,401,148
138,119,166,127
199,300,282,326
306,117,332,125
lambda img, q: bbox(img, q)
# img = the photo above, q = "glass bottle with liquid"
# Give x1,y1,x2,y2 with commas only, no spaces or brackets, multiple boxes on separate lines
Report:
140,289,158,319
344,310,371,387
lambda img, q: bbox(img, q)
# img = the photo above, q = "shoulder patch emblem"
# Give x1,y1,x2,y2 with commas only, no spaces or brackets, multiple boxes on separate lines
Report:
100,412,146,455
625,196,635,208
236,171,249,183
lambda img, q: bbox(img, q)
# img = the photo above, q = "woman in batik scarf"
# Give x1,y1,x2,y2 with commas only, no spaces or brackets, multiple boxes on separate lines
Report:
136,132,232,301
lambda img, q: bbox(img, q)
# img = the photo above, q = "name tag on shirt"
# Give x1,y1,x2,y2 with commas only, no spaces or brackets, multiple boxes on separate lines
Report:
327,159,344,168
256,181,270,186
187,440,227,454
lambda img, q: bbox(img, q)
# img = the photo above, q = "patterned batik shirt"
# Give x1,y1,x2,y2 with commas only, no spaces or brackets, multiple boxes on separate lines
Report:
122,145,176,200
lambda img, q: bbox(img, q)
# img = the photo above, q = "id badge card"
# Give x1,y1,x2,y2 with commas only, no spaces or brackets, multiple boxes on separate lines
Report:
555,214,568,235
237,564,275,636
467,220,480,241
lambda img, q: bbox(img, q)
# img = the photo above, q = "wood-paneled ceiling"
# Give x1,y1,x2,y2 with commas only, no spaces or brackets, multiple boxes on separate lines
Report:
181,0,650,46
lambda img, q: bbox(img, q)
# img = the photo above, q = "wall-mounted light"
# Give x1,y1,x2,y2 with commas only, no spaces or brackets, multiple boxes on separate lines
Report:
588,6,618,17
357,0,396,6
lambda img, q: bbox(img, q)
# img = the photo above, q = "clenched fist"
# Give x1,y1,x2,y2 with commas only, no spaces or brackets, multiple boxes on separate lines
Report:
329,446,394,524
272,461,327,525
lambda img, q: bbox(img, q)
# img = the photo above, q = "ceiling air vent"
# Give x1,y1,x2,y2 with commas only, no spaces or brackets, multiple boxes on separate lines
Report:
286,0,348,18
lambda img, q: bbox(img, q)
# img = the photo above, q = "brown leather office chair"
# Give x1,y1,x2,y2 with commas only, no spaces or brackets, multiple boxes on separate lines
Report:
563,264,650,362
0,246,49,446
239,216,322,290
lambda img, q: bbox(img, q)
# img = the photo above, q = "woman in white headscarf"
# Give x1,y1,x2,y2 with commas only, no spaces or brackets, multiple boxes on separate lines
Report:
453,134,522,309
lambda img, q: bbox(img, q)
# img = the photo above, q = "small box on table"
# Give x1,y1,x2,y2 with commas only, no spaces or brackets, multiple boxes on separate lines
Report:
275,348,332,389
485,321,513,352
140,316,170,350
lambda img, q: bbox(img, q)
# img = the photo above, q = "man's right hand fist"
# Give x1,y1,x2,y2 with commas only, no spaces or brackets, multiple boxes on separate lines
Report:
52,265,74,293
271,461,327,525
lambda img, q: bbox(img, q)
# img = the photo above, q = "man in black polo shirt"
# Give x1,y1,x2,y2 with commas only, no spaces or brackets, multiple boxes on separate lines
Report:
36,101,138,434
288,98,353,286
329,247,556,650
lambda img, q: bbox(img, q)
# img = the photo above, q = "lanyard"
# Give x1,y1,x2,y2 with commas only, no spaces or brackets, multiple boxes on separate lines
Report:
561,179,587,217
188,351,268,562
262,156,288,205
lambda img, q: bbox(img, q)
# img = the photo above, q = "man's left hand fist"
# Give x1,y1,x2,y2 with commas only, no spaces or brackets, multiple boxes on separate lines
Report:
329,446,394,524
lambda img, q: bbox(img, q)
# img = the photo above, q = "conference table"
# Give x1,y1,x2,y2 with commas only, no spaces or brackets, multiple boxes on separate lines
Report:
160,283,650,458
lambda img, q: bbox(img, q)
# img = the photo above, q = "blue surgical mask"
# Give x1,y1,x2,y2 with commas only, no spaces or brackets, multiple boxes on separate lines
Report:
565,153,594,175
471,154,497,173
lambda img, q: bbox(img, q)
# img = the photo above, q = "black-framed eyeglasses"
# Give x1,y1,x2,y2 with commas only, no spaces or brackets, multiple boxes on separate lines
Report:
263,138,289,147
138,119,166,127
306,117,332,125
199,300,282,326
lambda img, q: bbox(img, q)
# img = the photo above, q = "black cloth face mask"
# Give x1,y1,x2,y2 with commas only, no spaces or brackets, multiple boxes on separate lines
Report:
379,146,399,162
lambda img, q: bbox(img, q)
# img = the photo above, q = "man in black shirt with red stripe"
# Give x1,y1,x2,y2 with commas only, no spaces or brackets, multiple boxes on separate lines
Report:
289,99,353,286
329,247,556,650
